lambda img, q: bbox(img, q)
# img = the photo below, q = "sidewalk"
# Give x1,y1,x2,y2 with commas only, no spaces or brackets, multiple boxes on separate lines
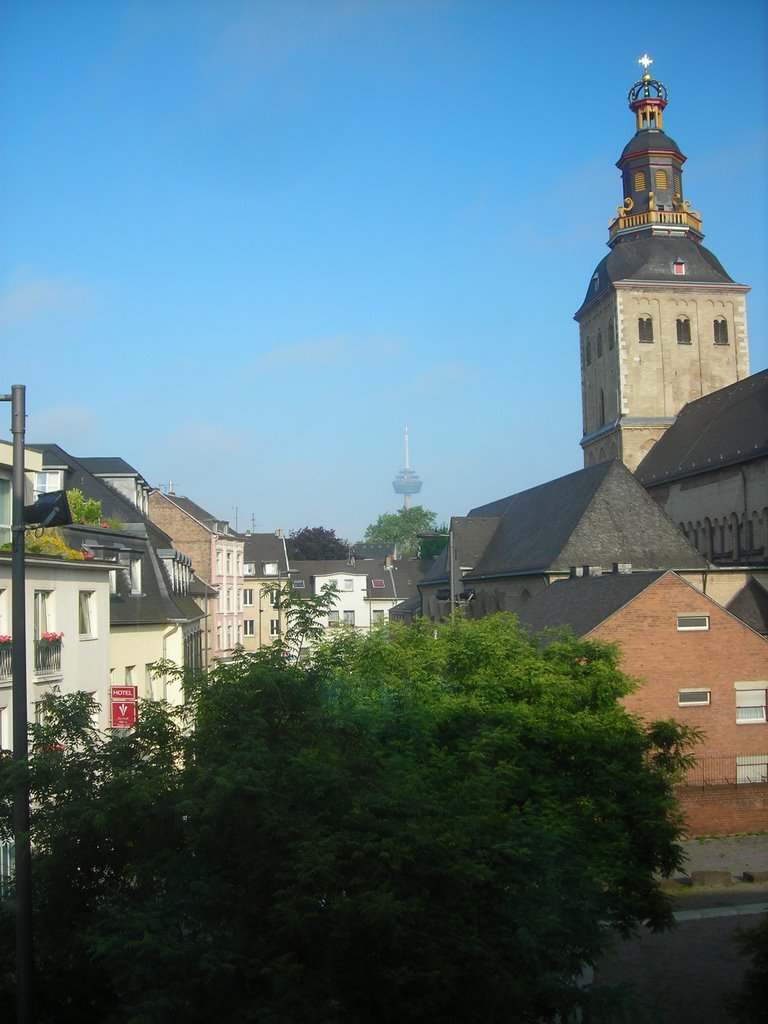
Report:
679,832,768,879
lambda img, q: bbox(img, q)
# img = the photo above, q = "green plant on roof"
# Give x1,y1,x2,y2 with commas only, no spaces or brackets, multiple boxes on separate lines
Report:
66,488,103,525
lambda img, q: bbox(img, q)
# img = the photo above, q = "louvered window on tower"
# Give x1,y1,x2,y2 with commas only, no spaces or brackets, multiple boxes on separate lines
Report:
633,171,646,192
676,318,691,345
674,174,681,195
638,317,654,343
655,169,668,189
714,318,729,345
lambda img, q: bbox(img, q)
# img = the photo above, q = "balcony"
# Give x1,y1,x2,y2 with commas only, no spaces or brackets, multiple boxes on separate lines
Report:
34,639,62,677
609,207,702,241
0,645,10,682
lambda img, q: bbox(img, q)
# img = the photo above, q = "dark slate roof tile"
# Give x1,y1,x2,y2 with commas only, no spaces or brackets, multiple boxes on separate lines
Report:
636,369,768,485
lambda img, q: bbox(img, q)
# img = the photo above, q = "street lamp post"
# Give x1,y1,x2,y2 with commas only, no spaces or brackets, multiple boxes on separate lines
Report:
1,385,34,1024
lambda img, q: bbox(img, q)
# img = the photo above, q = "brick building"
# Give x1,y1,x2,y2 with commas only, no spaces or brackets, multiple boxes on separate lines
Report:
516,568,768,835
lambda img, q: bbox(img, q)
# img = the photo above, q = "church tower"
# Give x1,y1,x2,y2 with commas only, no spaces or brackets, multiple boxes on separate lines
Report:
575,56,750,471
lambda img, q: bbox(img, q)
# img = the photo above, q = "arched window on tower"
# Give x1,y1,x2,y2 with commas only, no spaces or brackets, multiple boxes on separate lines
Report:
676,317,691,345
608,318,616,350
634,171,646,193
585,340,592,365
599,389,606,426
655,169,668,190
638,316,654,343
596,330,603,357
713,318,729,345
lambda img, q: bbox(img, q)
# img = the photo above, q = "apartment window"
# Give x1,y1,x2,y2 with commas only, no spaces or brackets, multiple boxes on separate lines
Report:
270,588,279,608
372,609,385,622
0,479,10,546
713,318,729,345
736,754,768,785
243,589,253,607
678,689,711,707
342,578,354,592
676,317,691,345
226,587,232,612
677,614,709,631
243,620,255,637
371,580,385,589
216,551,222,574
129,557,142,594
0,840,14,896
33,470,62,500
109,568,118,594
125,665,135,686
269,619,279,637
292,580,305,589
78,591,95,637
244,562,256,576
735,683,767,724
343,610,355,626
226,625,233,649
328,611,340,628
226,551,232,574
263,562,278,576
145,664,154,699
0,705,6,750
638,317,654,343
33,590,51,638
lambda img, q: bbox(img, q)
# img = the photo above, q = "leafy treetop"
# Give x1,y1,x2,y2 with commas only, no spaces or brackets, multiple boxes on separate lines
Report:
363,505,442,557
286,525,349,560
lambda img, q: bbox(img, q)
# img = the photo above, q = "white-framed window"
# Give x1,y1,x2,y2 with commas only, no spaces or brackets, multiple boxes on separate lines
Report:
226,551,232,574
735,683,767,724
244,562,256,576
243,620,255,637
263,562,278,577
736,754,768,785
343,610,355,626
342,578,354,592
226,625,233,649
0,840,14,895
125,665,135,686
678,689,710,706
33,590,52,638
129,556,142,594
372,609,385,622
78,591,95,638
270,589,279,608
292,579,305,589
328,611,340,627
226,587,232,612
677,614,709,631
0,478,10,546
33,470,62,500
0,705,6,750
145,664,154,699
109,568,118,594
243,589,253,607
269,619,279,636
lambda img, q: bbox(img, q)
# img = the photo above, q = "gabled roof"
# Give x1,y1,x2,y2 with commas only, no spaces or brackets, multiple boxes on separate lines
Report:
636,369,768,486
78,457,148,485
157,492,231,533
515,571,667,635
464,460,707,580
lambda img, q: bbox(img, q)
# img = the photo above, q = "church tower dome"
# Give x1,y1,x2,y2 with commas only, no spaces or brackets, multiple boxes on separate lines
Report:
574,56,750,472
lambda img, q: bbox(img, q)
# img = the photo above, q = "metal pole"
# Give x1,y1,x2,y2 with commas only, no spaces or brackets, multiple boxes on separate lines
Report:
9,384,34,1023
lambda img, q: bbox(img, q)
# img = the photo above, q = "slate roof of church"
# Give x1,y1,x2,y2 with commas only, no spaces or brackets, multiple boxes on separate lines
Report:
726,576,768,636
514,570,668,636
576,236,737,315
636,369,768,486
463,460,707,580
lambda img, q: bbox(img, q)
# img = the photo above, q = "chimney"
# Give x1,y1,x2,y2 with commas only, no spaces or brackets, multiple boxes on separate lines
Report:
569,566,584,578
613,562,632,574
582,565,603,577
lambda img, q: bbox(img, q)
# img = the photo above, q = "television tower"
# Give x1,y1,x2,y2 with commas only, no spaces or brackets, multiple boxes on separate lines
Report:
392,425,423,509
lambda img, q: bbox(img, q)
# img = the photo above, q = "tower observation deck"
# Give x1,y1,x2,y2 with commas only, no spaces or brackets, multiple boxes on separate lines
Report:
392,426,423,509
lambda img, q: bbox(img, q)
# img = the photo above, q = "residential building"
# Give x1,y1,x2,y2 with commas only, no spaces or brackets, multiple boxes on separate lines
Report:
148,490,243,662
28,445,204,692
575,60,750,471
515,568,768,836
240,531,291,652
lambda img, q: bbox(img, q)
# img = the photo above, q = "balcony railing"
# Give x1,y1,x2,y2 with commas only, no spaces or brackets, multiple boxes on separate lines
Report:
0,646,10,682
609,208,702,240
34,640,62,676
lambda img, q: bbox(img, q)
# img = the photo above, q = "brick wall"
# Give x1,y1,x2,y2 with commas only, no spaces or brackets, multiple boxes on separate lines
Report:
676,784,768,838
148,493,213,582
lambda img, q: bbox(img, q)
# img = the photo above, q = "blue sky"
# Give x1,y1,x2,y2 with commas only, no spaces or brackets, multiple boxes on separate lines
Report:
2,0,766,541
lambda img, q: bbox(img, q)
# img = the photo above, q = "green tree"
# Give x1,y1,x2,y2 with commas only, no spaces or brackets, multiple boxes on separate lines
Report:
728,917,768,1022
286,526,349,560
0,617,697,1023
363,505,440,557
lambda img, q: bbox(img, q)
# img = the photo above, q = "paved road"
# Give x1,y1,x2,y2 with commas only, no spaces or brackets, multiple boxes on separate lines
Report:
593,833,767,1022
